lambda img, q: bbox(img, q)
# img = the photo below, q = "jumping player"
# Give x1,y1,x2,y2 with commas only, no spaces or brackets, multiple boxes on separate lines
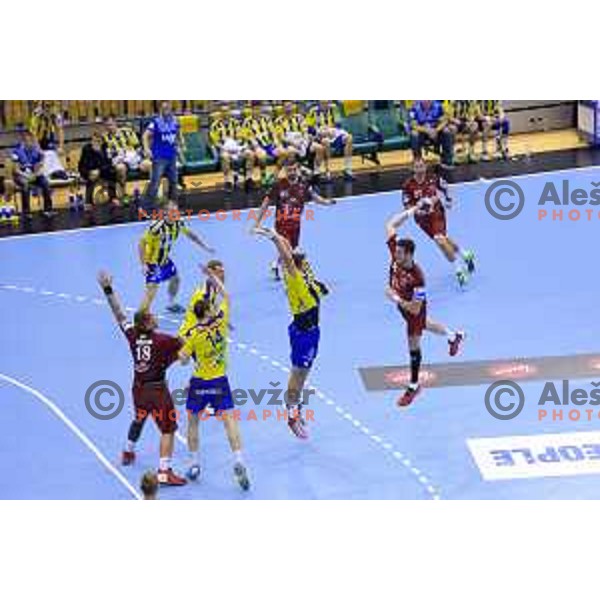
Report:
97,270,187,486
402,158,476,287
178,265,250,490
253,226,329,439
139,199,213,313
254,160,335,280
385,209,464,407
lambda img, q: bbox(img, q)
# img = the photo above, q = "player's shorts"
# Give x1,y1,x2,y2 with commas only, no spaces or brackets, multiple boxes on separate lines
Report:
222,138,245,159
132,381,177,434
275,219,301,249
491,116,510,135
186,376,234,414
415,210,447,239
329,129,349,153
398,303,427,338
260,143,277,159
145,259,177,285
288,321,320,370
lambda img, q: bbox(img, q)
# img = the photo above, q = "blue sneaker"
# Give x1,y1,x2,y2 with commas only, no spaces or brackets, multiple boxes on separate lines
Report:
463,250,476,274
187,464,201,482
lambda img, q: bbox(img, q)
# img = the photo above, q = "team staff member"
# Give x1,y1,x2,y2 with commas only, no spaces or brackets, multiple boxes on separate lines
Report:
409,100,455,168
179,266,250,490
385,209,464,408
139,199,214,313
253,226,329,439
143,101,184,204
97,270,187,486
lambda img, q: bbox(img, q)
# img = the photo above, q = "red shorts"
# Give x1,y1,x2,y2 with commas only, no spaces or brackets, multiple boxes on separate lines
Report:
275,219,301,249
398,304,427,338
415,211,447,239
132,382,177,434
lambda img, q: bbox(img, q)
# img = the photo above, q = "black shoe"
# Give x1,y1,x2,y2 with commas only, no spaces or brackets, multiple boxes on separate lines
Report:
233,463,251,491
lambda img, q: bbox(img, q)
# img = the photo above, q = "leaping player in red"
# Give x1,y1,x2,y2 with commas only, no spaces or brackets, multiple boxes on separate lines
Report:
402,157,476,287
97,270,187,486
385,206,465,407
253,160,335,280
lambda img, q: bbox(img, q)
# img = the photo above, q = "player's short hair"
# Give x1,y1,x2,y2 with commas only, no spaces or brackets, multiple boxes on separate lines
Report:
133,310,154,333
140,470,158,499
396,237,416,256
193,299,211,321
207,259,224,271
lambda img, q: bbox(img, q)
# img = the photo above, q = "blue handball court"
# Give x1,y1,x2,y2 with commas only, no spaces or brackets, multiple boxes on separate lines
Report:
1,165,599,499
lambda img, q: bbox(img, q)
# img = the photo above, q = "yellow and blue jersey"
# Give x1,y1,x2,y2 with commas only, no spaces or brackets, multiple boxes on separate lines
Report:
209,116,243,147
479,100,503,117
179,282,221,338
242,115,274,147
283,261,326,324
182,303,229,380
142,218,188,266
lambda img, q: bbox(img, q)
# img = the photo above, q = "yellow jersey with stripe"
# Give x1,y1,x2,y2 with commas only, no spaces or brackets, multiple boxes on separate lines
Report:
182,303,229,380
272,114,307,142
242,116,274,146
209,117,243,147
29,105,62,149
305,106,336,131
479,100,503,117
283,261,326,328
451,100,480,120
103,126,140,159
142,219,188,266
178,282,221,338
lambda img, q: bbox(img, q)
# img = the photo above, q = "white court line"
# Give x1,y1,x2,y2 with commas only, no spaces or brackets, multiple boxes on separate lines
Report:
3,162,597,243
0,372,141,500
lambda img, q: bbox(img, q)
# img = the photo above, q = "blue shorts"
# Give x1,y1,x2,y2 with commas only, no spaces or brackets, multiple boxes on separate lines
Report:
186,376,234,414
331,130,348,153
145,259,177,285
288,322,320,370
261,143,277,159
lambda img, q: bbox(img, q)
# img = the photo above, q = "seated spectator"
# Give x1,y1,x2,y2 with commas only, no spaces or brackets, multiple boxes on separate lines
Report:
306,101,354,181
78,130,116,209
479,101,510,160
409,100,455,167
29,100,69,180
8,130,54,217
442,100,480,163
103,115,151,201
209,109,256,192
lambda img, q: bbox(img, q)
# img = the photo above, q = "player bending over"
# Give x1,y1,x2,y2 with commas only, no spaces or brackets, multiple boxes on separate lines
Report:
97,271,187,486
254,226,329,439
254,160,335,280
401,158,476,287
178,266,250,490
138,199,213,313
385,211,464,407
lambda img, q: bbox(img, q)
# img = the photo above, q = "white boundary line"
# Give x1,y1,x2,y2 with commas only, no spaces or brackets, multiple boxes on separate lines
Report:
0,163,599,243
0,372,141,500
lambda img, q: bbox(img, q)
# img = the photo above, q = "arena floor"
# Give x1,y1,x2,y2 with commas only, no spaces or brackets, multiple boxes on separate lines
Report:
1,165,599,499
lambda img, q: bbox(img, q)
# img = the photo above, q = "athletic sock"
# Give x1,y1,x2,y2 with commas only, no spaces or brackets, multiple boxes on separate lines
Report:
159,457,171,471
126,440,136,452
343,155,352,173
447,330,457,343
409,349,422,387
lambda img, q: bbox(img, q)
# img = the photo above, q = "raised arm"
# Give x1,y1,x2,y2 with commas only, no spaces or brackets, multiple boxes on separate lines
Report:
385,204,419,239
251,192,273,232
254,226,296,274
183,226,214,253
97,271,128,327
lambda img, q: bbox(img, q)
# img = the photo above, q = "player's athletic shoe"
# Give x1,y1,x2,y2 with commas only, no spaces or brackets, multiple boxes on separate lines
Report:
157,468,187,486
166,303,185,314
287,414,309,439
463,250,476,274
449,331,465,357
456,267,469,288
233,463,251,491
187,464,201,482
397,383,422,407
343,171,355,182
121,450,135,466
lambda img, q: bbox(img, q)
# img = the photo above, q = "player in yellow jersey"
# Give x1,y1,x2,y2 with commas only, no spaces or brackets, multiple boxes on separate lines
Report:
138,199,214,313
306,101,354,181
451,100,481,162
178,265,250,490
254,225,329,439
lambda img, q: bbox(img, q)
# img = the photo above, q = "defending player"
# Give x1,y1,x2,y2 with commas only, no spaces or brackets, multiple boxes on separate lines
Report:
97,271,187,485
402,158,476,287
178,266,250,490
385,211,464,407
254,160,335,280
253,226,329,439
139,199,214,313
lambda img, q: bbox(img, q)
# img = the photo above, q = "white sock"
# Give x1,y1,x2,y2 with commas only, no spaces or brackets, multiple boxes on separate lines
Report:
233,450,243,465
344,156,352,172
447,330,456,342
408,382,419,391
159,457,171,471
126,440,136,452
187,451,199,467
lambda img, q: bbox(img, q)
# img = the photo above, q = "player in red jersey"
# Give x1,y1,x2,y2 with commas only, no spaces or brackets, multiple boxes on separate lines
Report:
97,270,187,486
402,158,476,287
254,160,335,280
385,207,465,407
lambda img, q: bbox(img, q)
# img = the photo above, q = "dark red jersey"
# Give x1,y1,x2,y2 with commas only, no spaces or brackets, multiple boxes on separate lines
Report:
270,177,313,226
402,174,448,239
121,324,182,385
387,236,426,302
